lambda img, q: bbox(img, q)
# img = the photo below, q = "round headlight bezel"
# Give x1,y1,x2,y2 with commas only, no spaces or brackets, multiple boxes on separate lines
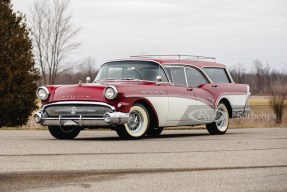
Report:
104,86,118,100
36,86,50,100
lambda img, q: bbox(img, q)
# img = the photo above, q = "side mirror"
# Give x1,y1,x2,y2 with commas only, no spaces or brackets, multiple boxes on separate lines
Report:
156,76,162,85
86,76,91,83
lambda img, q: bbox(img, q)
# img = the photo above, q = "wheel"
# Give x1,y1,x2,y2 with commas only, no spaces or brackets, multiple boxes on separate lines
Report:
48,126,81,140
206,102,229,135
146,127,163,136
115,104,150,139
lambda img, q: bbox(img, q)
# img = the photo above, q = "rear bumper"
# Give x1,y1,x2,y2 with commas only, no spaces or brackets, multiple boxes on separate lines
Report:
232,108,250,118
232,101,251,118
33,101,129,128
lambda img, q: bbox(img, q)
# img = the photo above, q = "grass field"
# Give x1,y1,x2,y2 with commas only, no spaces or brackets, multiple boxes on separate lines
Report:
229,96,287,128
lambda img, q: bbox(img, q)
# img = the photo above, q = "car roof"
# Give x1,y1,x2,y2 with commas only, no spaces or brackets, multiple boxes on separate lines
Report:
109,55,226,68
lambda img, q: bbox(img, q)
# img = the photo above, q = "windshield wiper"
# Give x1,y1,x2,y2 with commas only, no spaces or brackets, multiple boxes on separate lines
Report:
94,78,117,82
104,78,117,80
121,78,139,80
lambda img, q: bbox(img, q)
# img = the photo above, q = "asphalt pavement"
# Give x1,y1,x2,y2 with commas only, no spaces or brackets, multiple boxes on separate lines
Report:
0,128,286,192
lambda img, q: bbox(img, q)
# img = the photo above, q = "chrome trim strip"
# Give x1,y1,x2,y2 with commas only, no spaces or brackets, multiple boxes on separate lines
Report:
41,119,110,127
233,109,250,112
43,117,105,120
42,101,115,110
79,115,82,127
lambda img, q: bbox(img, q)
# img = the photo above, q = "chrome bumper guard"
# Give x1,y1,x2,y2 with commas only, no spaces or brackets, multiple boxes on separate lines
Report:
33,101,129,127
34,111,129,127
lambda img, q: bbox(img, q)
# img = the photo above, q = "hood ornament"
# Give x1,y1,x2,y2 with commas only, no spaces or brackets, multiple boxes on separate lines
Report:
86,76,91,83
78,80,82,85
71,107,77,115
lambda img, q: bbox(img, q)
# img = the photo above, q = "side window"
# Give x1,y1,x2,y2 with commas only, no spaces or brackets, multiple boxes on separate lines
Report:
165,67,173,83
170,67,187,86
141,68,168,82
203,68,231,83
185,68,207,87
158,68,169,82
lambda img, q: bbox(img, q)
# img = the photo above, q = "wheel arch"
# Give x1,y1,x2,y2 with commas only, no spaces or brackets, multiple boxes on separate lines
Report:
218,98,232,118
133,99,159,128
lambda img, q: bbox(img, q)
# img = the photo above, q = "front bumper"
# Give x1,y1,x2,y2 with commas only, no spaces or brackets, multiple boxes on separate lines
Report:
33,101,129,128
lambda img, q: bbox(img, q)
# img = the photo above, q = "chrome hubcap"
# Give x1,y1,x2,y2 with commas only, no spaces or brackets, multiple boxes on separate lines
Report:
127,111,143,132
215,108,226,129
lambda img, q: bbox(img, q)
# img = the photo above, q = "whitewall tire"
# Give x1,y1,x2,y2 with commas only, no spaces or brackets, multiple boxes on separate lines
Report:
206,102,229,135
116,104,150,139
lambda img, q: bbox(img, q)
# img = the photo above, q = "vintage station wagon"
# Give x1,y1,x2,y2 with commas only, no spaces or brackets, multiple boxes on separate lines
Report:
33,55,250,139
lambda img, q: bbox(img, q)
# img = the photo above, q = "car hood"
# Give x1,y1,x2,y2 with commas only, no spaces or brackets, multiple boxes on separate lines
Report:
51,84,106,102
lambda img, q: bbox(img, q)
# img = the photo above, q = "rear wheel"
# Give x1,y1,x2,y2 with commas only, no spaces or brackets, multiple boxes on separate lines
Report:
116,104,150,139
206,102,229,135
48,126,81,140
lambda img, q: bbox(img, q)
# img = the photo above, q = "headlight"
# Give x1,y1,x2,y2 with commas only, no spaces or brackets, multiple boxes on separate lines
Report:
36,86,49,100
104,86,118,100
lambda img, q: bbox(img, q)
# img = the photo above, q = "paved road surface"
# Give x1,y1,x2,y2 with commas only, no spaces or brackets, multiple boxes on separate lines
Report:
0,128,286,192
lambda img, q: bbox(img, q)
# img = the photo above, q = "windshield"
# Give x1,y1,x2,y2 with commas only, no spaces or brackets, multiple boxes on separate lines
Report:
94,61,169,82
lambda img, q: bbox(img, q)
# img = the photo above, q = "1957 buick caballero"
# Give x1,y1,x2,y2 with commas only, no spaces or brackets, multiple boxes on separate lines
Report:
33,55,250,139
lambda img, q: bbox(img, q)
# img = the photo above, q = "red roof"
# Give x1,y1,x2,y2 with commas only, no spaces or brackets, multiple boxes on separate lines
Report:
110,55,226,68
123,56,226,68
149,58,226,68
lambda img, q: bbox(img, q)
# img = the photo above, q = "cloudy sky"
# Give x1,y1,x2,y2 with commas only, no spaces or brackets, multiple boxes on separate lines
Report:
12,0,287,70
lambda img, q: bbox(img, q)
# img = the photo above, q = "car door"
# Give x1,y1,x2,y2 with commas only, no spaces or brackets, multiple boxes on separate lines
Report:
185,67,216,124
165,66,197,126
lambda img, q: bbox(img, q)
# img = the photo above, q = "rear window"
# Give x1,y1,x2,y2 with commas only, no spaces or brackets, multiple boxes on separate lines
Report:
203,67,231,83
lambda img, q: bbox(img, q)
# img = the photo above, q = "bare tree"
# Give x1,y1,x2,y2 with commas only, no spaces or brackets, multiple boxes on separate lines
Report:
29,0,81,84
78,57,98,77
55,57,99,84
229,63,246,83
253,60,270,94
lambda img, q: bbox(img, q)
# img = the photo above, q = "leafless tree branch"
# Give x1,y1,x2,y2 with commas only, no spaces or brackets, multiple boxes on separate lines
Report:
29,0,81,84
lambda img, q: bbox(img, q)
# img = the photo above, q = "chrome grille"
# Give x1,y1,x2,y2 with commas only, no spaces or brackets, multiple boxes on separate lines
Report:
44,104,111,117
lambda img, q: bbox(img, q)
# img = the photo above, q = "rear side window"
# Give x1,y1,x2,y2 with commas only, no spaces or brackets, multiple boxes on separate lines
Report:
203,67,231,83
185,68,207,87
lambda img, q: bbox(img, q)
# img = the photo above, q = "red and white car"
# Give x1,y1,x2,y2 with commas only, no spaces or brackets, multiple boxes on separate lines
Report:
34,55,250,139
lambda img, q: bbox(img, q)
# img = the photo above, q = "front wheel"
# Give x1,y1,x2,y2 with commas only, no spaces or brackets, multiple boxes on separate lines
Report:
146,127,163,136
206,103,229,135
116,104,150,139
48,126,81,140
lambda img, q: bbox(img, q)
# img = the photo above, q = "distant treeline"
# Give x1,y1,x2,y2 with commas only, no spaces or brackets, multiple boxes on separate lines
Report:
49,60,287,96
229,61,287,95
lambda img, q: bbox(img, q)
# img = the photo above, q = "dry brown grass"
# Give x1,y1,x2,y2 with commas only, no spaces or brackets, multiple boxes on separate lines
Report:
230,96,287,128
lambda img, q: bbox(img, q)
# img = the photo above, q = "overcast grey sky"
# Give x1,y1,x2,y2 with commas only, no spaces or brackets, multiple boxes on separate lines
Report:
12,0,287,70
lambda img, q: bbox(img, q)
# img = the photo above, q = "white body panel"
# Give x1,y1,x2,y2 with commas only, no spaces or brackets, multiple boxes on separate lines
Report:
146,96,212,127
167,97,197,125
217,94,248,110
145,94,248,127
144,97,169,127
195,100,216,123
